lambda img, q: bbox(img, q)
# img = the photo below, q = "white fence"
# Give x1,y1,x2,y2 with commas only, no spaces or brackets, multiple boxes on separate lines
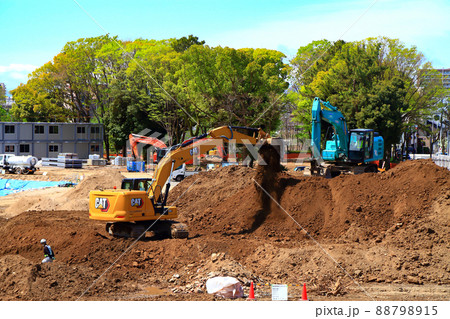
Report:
410,154,450,170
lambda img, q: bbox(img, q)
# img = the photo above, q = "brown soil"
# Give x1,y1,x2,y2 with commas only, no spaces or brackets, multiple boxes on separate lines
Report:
0,167,124,217
0,160,448,301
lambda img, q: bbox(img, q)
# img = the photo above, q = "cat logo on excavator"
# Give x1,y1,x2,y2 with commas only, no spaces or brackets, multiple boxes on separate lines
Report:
95,197,110,212
189,147,199,156
131,198,143,208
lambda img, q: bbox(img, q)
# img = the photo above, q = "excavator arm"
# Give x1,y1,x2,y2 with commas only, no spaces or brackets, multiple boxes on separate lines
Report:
311,97,349,161
148,126,270,203
129,133,167,160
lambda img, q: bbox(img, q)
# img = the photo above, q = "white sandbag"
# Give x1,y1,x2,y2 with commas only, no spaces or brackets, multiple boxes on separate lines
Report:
206,277,244,299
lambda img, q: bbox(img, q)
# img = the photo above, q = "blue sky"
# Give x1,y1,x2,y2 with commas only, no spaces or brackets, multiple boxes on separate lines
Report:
1,0,449,93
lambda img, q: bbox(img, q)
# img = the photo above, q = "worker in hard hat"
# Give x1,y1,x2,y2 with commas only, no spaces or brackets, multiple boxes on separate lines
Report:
40,239,55,263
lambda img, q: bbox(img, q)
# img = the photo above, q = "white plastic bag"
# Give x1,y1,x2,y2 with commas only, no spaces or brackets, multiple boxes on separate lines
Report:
206,277,244,299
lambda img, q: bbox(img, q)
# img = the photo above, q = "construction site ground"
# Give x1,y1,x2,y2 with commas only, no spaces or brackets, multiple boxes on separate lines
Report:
0,159,448,301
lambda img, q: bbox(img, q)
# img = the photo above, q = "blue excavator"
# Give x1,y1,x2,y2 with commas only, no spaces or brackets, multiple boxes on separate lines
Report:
304,97,384,177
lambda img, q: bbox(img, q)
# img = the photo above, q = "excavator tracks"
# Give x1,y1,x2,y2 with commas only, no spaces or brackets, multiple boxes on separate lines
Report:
170,223,189,239
106,221,189,239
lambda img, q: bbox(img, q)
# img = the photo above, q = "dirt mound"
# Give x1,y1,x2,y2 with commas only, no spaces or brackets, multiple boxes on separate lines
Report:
165,159,449,298
0,253,137,300
0,255,35,299
0,174,64,182
2,168,124,215
68,168,123,196
0,210,137,300
251,143,283,232
59,168,123,210
0,159,448,300
171,159,450,241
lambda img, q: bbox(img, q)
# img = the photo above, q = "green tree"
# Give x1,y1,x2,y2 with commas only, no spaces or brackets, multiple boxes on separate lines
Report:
0,107,9,121
106,68,165,154
180,45,290,133
9,34,290,154
125,38,193,145
10,35,121,157
10,80,69,122
288,89,313,140
290,37,443,158
171,34,205,53
0,85,8,121
0,84,5,105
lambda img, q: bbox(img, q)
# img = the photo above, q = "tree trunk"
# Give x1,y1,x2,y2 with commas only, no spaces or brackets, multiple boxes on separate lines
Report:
429,133,433,159
104,134,110,160
383,146,391,170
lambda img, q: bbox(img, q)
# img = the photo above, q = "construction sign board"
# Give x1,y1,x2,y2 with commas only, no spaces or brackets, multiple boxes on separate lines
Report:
271,284,288,301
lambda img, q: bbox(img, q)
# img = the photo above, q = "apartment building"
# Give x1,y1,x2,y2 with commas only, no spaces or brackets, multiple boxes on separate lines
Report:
0,122,103,159
436,68,450,89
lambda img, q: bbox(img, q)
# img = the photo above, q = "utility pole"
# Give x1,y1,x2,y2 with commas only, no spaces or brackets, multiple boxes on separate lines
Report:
439,113,443,154
447,129,449,155
430,121,433,158
415,125,418,156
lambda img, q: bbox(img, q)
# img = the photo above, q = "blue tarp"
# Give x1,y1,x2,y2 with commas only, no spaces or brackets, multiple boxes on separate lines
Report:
127,161,145,172
0,179,68,197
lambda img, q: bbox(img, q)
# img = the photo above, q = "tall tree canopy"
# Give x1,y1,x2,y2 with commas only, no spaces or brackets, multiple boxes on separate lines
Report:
0,85,5,105
10,35,290,155
290,37,445,156
179,45,290,132
0,85,8,121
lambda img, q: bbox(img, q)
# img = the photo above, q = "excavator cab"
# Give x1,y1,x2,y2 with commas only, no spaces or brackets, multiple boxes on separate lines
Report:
121,178,153,191
348,129,383,163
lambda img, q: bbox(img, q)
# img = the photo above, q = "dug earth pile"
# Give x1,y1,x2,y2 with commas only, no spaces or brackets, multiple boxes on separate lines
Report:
0,168,124,216
0,161,448,300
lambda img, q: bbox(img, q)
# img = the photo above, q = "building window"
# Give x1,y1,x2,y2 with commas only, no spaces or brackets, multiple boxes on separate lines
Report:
90,144,100,153
49,145,59,153
49,126,59,134
35,125,45,134
77,126,86,134
5,125,15,134
5,145,15,153
20,144,30,153
91,126,100,134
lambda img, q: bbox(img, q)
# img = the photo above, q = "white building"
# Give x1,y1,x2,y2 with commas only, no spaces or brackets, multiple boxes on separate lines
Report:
436,68,450,89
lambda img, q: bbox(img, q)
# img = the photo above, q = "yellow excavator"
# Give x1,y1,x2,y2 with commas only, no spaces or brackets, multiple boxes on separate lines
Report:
89,126,271,238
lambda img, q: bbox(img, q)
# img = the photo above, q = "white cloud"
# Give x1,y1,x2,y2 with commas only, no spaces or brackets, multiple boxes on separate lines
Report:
9,72,29,80
0,64,37,91
0,64,37,73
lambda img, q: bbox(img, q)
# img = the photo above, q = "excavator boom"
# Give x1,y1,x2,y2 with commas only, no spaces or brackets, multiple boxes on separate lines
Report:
129,133,167,160
149,126,269,202
311,97,349,161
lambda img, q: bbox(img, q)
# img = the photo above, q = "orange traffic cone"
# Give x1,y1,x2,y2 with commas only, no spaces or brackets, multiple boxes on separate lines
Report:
248,282,255,300
301,283,308,301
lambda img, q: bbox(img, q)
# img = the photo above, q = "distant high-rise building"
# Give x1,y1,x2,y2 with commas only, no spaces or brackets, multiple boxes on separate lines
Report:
436,68,450,89
0,82,14,109
4,96,14,109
